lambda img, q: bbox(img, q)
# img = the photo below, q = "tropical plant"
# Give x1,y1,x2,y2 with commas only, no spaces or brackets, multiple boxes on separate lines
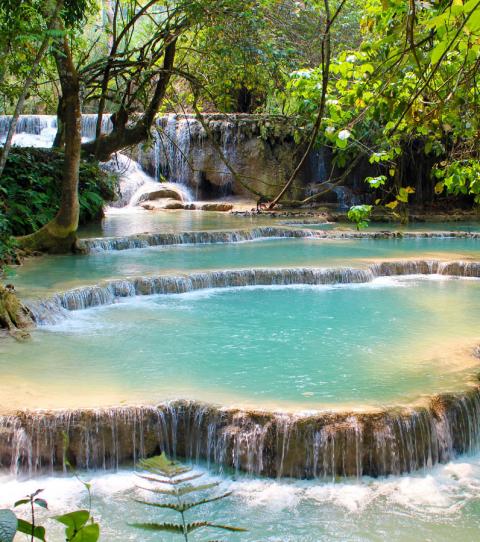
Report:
347,204,372,230
131,452,246,541
0,476,99,542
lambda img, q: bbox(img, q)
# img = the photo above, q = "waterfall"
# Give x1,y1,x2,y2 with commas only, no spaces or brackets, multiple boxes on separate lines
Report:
4,259,480,478
0,114,194,207
102,152,193,208
0,114,113,147
77,226,318,252
76,228,480,253
25,260,480,325
2,390,480,478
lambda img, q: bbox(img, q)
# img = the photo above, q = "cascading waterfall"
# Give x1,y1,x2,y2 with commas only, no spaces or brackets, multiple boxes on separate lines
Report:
25,260,480,325
77,228,480,252
2,390,480,478
102,152,193,208
153,114,239,198
0,114,193,207
0,114,113,147
77,226,318,252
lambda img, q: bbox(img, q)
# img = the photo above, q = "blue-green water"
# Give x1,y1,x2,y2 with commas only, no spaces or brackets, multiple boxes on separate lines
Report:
2,278,479,411
79,209,480,238
294,221,480,233
10,237,480,296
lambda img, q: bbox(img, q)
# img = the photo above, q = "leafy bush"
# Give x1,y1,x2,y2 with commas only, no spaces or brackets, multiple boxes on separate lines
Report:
0,147,117,237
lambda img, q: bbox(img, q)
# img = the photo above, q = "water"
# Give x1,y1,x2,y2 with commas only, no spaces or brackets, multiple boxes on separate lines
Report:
0,114,112,147
78,209,278,237
9,237,480,296
2,456,480,541
2,278,479,411
300,221,480,233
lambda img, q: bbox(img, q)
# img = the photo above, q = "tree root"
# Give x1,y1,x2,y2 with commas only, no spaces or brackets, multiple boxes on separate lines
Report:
16,219,77,254
0,284,34,340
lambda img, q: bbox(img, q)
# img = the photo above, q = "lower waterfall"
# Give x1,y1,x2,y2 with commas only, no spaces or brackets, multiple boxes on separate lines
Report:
1,390,480,478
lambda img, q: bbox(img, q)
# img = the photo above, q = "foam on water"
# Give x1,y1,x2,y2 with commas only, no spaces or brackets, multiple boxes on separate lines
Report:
2,455,480,541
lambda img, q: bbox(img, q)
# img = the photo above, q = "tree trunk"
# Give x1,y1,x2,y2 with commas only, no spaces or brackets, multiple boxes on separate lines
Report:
52,95,66,148
17,28,82,254
0,0,61,177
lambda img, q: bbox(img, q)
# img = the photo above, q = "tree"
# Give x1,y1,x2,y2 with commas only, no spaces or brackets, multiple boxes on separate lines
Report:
17,1,86,252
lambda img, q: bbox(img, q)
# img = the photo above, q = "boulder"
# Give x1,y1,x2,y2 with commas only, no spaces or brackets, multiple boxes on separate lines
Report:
137,187,184,203
141,199,185,210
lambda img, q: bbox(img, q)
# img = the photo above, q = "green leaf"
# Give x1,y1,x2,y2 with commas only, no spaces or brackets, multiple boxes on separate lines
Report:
54,510,90,538
71,523,100,542
140,482,220,497
13,499,30,508
130,521,247,534
184,521,248,534
135,473,204,486
138,453,191,478
34,499,48,510
430,39,449,65
0,510,17,542
16,519,46,541
135,492,233,513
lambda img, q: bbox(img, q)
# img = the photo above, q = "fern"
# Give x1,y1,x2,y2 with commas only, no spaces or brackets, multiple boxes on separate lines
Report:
131,453,246,541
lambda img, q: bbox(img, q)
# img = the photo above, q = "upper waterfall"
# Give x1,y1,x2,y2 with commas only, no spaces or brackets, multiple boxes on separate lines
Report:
0,114,113,147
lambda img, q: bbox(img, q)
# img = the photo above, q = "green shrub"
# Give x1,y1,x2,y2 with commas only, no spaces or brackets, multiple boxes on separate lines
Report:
0,147,117,237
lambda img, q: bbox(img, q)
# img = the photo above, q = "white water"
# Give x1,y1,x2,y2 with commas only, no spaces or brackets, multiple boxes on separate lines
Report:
0,114,193,208
2,454,480,541
103,152,193,208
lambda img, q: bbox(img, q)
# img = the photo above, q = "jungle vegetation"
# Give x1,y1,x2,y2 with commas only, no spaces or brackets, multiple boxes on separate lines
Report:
0,0,478,249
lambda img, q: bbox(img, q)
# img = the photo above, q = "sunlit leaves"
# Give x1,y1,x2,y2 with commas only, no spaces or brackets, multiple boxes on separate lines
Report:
347,204,372,230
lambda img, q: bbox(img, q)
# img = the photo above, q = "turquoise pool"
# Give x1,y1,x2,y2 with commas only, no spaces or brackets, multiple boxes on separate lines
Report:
9,236,480,296
1,277,479,411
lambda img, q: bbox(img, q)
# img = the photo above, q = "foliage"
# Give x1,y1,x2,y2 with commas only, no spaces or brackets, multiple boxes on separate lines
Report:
347,204,372,230
433,160,480,203
0,148,117,238
278,0,479,215
131,452,246,540
0,483,99,542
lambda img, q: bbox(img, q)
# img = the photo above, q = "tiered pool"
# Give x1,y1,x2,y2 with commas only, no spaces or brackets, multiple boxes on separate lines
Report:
2,211,480,541
1,276,480,411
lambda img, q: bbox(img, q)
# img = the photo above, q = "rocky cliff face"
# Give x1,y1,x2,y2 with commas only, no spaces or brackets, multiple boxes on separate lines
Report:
134,114,322,201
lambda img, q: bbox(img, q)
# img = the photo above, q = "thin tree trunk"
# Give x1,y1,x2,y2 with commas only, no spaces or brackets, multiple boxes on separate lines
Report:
0,0,61,177
267,0,345,209
17,24,82,254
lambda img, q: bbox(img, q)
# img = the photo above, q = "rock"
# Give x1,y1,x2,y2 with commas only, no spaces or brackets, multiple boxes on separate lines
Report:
198,203,233,212
141,199,185,210
137,187,184,203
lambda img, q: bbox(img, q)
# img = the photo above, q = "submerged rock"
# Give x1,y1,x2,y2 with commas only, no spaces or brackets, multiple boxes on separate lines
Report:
197,202,234,212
